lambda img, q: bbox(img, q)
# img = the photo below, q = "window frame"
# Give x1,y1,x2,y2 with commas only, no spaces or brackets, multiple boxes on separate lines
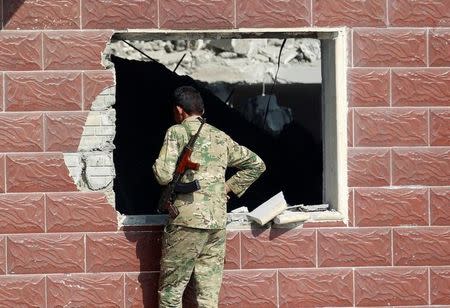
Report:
110,28,349,228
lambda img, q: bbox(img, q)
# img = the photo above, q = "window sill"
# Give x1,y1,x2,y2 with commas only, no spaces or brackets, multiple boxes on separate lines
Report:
119,211,346,231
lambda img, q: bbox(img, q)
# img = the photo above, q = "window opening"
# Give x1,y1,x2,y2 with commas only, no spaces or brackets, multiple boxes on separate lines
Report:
105,30,347,223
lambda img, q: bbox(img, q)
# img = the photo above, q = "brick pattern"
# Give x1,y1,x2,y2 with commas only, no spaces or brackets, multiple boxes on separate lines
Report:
314,0,386,27
237,0,310,28
7,234,84,274
353,29,427,67
279,269,353,307
46,192,117,232
6,153,78,192
389,0,450,27
430,267,450,305
220,271,277,308
355,188,428,227
224,231,240,269
241,228,315,269
45,112,88,152
429,30,450,67
355,268,428,306
125,272,159,308
392,69,450,106
430,109,450,145
348,148,390,187
0,237,5,274
394,228,450,266
0,113,44,152
318,228,391,267
85,232,162,272
0,276,46,307
5,72,82,111
0,73,3,112
430,188,450,226
3,0,81,30
83,70,115,110
0,32,42,71
0,194,45,233
392,148,450,186
82,0,157,30
43,31,113,70
47,273,124,307
0,155,5,193
0,1,450,307
159,0,234,30
354,108,428,146
348,68,389,107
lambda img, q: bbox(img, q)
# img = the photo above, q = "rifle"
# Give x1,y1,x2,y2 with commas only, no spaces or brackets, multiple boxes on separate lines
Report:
158,118,206,218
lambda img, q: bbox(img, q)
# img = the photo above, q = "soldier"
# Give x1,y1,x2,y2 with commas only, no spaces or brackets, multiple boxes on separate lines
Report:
153,86,265,308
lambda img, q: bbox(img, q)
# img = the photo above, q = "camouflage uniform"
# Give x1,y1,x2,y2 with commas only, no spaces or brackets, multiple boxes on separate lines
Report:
153,116,265,308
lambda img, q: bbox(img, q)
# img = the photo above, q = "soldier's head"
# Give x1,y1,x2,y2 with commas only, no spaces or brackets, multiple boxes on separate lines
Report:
172,86,205,123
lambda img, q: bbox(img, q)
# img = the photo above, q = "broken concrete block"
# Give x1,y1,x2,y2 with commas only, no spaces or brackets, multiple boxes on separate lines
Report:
247,192,287,225
219,51,238,59
252,54,270,62
207,39,233,52
232,39,267,57
296,38,321,62
259,45,281,62
273,211,310,225
228,206,250,223
280,50,299,64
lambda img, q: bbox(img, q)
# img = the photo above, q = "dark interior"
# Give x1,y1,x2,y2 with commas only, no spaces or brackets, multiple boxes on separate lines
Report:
112,54,323,215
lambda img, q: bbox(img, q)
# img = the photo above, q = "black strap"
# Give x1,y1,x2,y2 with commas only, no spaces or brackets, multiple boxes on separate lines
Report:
262,38,287,130
173,53,187,72
121,40,158,62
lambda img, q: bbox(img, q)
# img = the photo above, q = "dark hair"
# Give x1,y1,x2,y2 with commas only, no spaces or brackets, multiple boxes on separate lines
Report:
173,86,204,115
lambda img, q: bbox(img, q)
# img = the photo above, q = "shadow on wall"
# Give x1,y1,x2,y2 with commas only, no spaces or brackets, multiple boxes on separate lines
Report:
1,1,26,28
112,55,322,215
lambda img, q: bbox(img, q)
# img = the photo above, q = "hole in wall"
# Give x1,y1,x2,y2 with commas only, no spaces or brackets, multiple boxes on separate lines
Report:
109,37,324,215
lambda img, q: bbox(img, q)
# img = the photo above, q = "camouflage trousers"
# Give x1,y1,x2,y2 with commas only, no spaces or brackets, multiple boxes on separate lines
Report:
158,224,226,308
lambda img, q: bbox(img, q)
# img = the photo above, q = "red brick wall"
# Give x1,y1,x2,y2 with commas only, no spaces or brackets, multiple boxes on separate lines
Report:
0,0,449,307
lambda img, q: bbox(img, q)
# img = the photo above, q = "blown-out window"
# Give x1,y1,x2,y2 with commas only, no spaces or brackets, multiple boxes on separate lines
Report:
104,29,348,225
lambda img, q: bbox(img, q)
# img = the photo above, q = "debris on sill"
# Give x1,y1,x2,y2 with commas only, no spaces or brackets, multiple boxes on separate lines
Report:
273,211,310,225
296,203,329,212
240,191,341,228
247,191,287,225
227,206,249,225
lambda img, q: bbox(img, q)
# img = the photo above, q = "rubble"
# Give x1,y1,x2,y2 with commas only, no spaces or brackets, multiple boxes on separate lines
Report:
273,212,310,225
227,206,250,225
295,39,321,62
246,192,341,227
106,38,321,84
297,203,329,212
247,192,287,225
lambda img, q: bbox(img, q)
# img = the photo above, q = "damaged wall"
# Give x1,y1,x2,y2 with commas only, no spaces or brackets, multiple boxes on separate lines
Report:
0,1,449,308
64,85,116,203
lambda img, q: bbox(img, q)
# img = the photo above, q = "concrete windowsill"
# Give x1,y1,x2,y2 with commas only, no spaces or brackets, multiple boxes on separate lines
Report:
119,211,345,231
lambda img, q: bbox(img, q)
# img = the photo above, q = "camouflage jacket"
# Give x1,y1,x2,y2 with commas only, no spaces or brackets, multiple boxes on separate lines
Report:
153,116,266,229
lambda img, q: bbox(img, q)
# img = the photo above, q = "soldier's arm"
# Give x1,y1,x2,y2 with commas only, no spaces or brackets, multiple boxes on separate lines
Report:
152,126,183,185
225,138,266,197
